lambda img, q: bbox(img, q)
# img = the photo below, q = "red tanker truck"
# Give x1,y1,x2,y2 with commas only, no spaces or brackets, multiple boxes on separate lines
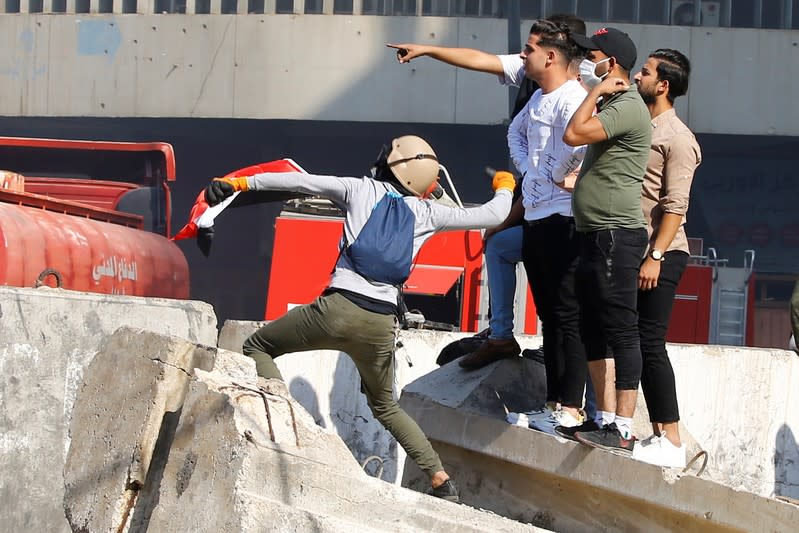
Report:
0,136,189,298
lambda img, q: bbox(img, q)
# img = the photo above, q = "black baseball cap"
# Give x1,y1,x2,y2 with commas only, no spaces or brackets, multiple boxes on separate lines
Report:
572,27,637,72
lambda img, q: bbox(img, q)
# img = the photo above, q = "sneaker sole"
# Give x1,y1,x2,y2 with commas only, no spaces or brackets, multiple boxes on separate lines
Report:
574,434,634,456
555,423,599,442
426,492,460,503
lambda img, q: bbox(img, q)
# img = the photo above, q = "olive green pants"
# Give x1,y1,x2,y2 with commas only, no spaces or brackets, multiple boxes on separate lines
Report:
242,292,444,476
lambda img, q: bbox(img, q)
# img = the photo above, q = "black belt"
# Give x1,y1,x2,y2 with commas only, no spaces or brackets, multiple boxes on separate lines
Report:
524,213,571,228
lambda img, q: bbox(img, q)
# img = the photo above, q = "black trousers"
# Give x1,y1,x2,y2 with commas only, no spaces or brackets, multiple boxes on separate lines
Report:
522,214,587,407
638,250,688,423
576,227,648,391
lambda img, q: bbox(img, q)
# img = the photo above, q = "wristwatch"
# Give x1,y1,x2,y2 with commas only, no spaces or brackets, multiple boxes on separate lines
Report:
649,249,665,262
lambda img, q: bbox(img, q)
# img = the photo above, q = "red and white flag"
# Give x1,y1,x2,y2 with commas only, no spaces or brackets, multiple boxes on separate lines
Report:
172,159,307,256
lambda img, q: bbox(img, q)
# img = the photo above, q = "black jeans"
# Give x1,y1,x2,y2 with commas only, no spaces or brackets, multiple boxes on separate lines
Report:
638,250,688,423
522,214,587,407
576,227,648,391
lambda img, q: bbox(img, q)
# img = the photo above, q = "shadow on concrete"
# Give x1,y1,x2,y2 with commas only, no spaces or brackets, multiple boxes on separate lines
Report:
329,351,401,483
775,423,799,499
290,375,325,428
129,408,183,532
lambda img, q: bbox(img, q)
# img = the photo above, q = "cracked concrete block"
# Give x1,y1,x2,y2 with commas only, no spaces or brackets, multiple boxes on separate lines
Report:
217,319,266,353
218,319,409,482
147,350,543,533
0,287,217,533
212,344,258,381
63,327,215,533
145,357,364,531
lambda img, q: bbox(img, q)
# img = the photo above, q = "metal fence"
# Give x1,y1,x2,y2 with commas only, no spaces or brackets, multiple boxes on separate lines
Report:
2,0,797,30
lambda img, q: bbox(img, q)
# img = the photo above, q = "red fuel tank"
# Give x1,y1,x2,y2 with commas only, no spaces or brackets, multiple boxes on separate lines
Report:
0,201,189,298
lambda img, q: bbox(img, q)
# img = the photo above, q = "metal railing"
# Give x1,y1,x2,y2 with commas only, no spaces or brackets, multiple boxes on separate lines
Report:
1,0,796,31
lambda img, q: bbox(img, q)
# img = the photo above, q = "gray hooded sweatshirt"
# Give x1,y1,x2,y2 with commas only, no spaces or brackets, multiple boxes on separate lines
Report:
248,172,512,307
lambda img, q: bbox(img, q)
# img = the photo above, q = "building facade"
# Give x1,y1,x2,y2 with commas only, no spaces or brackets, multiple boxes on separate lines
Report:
1,1,796,341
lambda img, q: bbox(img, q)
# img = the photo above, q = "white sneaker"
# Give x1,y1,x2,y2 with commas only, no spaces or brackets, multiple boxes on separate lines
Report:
632,432,686,468
636,433,659,447
530,408,584,436
506,405,555,427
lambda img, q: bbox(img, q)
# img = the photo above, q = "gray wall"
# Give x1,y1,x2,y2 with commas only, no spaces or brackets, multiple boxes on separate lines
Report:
2,13,797,321
0,14,797,136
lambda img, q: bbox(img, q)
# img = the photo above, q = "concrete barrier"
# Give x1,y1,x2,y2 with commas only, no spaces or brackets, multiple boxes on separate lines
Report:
399,358,799,532
7,290,799,530
147,348,541,532
218,320,547,483
63,328,216,531
666,343,799,499
0,287,218,533
220,321,799,502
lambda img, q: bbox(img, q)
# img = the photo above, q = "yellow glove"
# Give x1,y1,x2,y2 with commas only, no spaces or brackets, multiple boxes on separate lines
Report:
205,176,250,206
215,176,250,192
492,171,516,192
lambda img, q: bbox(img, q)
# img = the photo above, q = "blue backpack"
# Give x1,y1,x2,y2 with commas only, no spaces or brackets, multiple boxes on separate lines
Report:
338,191,415,286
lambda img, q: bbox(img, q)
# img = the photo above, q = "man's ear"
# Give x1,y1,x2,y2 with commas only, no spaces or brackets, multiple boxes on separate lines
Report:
659,78,671,97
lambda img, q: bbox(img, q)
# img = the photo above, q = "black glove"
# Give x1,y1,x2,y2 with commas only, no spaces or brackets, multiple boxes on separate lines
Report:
204,180,235,206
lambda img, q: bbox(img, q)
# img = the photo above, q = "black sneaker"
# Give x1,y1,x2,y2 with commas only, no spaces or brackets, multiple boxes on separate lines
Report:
555,419,599,441
575,422,636,455
521,347,545,364
426,479,460,503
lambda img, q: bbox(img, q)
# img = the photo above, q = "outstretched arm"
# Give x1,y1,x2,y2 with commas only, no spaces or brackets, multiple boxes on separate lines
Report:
485,195,524,241
246,172,355,205
205,172,358,208
386,43,504,75
427,172,516,231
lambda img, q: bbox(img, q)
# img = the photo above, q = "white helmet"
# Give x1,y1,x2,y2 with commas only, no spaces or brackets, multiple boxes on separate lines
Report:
386,135,440,198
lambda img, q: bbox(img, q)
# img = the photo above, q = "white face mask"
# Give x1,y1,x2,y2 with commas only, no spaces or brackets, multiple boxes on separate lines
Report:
579,58,611,88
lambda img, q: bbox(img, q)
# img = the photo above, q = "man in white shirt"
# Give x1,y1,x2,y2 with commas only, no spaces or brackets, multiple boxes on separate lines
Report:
389,20,591,433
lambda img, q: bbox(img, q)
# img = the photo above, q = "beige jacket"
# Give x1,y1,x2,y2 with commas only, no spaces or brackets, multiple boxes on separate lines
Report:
641,108,702,253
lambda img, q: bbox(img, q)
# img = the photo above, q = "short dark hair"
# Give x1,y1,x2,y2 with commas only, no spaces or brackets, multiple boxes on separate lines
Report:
528,19,582,64
649,48,691,103
546,13,587,36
